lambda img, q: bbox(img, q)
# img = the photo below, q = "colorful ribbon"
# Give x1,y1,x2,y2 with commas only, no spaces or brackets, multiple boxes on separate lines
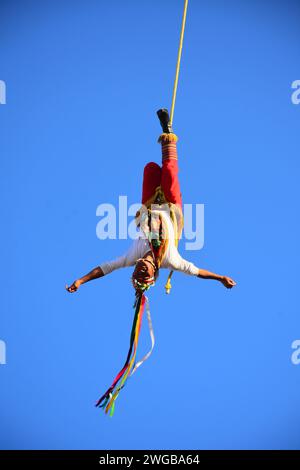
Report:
96,294,154,416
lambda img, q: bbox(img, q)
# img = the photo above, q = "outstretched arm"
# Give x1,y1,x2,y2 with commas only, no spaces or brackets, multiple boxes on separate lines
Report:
197,268,236,289
169,254,236,289
66,239,148,293
66,266,104,293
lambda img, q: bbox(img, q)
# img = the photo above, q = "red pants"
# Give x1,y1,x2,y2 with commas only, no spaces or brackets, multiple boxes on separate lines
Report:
142,138,182,208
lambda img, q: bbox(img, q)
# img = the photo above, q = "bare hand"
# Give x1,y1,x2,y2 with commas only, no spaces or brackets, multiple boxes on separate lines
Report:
66,280,81,293
221,276,236,289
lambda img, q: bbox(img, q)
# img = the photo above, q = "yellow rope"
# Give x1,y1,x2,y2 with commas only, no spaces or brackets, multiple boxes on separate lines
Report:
170,0,189,126
165,1,189,294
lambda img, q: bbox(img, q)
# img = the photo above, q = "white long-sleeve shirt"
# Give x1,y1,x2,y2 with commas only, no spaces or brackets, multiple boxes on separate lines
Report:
100,209,199,277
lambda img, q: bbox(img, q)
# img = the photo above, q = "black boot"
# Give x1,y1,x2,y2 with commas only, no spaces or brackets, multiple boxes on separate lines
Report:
157,108,173,134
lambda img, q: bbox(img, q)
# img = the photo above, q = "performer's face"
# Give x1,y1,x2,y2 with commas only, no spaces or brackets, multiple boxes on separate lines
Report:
132,256,156,293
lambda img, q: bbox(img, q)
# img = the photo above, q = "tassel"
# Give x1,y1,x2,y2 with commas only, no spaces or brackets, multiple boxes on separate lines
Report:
165,271,174,294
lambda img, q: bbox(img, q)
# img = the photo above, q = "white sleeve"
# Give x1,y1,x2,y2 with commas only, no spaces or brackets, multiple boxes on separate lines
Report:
99,238,149,275
168,253,199,276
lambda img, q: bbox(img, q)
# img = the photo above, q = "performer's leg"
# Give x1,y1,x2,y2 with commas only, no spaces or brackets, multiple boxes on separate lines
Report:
142,162,161,205
157,109,182,208
160,138,182,208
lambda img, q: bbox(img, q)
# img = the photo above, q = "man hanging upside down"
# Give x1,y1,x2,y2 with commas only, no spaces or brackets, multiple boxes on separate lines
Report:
66,109,236,295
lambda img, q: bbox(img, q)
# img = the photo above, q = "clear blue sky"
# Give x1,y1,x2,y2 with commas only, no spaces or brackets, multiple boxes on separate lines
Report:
1,0,300,450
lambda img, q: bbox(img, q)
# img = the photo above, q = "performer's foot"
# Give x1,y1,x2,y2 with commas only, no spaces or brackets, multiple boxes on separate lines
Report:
157,108,173,134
